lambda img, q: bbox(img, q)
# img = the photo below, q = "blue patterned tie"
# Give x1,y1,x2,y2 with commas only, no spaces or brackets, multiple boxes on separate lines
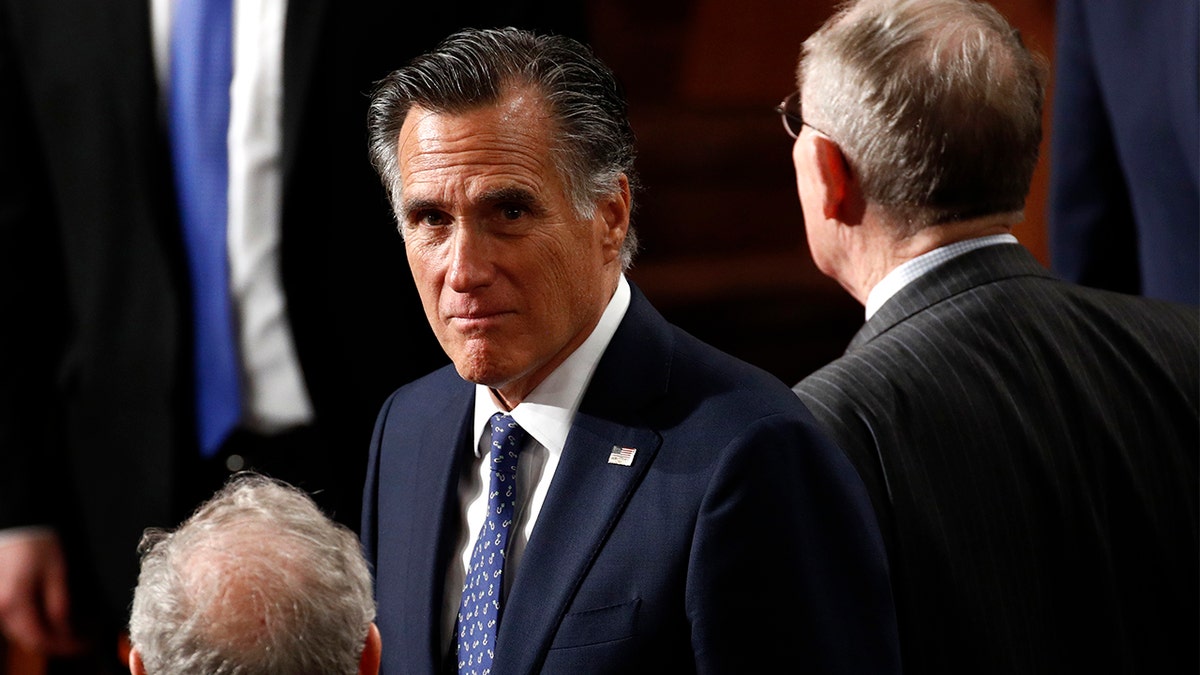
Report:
169,0,240,458
457,413,528,674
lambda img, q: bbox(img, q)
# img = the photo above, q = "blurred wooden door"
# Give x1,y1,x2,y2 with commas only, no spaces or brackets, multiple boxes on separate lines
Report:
3,638,45,675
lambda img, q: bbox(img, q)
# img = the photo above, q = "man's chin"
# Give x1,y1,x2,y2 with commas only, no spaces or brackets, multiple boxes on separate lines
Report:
449,347,508,389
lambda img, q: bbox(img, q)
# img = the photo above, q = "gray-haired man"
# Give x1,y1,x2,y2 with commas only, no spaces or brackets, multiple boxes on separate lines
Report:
128,474,381,675
788,1,1199,672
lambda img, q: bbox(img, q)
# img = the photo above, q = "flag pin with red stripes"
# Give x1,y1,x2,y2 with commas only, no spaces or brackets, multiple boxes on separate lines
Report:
607,446,637,466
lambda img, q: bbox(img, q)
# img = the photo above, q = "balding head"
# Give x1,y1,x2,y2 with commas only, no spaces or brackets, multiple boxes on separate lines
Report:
128,474,379,675
799,0,1047,232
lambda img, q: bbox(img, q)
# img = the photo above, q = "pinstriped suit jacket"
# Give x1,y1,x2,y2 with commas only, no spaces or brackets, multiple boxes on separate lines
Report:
795,243,1198,674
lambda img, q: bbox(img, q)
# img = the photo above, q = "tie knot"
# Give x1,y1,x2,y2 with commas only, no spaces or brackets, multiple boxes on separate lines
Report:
487,413,526,475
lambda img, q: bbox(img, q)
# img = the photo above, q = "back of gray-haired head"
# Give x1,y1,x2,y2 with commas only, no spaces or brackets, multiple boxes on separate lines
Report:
800,0,1046,230
367,26,639,268
128,474,375,675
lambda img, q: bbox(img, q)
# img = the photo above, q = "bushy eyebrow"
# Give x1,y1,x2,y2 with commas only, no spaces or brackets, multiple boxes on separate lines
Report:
478,186,540,209
398,197,443,222
397,186,543,221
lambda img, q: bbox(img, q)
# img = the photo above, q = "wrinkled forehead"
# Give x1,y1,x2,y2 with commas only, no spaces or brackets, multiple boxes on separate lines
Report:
405,87,554,154
394,96,564,205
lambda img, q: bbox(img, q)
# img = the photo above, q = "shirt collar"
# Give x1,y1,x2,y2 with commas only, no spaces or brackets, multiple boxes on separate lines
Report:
472,274,632,456
865,234,1018,319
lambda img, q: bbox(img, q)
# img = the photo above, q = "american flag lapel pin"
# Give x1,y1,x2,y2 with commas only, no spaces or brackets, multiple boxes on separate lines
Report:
607,445,637,466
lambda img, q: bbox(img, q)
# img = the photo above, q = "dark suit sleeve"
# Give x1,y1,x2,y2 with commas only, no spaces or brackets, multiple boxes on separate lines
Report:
686,413,900,674
1047,0,1141,295
0,3,69,530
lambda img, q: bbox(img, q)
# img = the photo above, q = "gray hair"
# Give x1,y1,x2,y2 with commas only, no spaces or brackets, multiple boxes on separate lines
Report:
367,27,639,269
799,0,1047,231
128,474,375,675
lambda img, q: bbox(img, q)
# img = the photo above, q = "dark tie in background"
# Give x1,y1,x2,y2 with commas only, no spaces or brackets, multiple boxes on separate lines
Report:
456,413,528,674
168,0,241,458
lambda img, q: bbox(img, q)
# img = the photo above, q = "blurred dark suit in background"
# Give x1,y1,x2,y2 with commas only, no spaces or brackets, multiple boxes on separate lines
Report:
1049,0,1199,305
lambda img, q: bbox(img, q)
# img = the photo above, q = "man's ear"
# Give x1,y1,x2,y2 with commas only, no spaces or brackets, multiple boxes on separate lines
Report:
358,622,382,675
597,173,632,264
812,136,863,224
130,647,146,675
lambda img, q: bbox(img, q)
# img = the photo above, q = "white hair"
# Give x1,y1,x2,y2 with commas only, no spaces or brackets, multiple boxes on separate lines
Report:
128,474,375,674
800,0,1047,231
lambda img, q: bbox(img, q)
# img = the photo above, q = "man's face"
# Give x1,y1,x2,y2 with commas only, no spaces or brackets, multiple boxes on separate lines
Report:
395,91,628,405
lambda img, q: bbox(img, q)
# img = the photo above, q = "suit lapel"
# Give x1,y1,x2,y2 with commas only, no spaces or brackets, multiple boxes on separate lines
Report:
104,0,190,295
849,243,1054,350
390,384,474,673
493,285,672,674
108,1,162,159
497,418,661,674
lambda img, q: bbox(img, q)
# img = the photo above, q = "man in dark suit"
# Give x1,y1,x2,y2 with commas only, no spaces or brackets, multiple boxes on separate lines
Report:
0,2,582,671
362,27,899,674
1049,0,1199,305
786,0,1199,672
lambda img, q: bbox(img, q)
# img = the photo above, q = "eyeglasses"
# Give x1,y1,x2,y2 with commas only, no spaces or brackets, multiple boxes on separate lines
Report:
774,90,821,139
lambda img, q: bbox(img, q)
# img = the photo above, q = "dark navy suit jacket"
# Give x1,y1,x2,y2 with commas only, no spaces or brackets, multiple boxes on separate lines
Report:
797,244,1199,673
1049,0,1199,304
363,285,900,674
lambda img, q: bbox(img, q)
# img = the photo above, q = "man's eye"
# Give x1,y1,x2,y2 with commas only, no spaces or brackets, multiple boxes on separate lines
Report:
500,205,527,221
413,211,450,227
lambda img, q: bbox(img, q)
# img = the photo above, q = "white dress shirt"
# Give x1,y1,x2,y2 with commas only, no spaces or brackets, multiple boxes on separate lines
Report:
151,0,314,433
441,275,633,649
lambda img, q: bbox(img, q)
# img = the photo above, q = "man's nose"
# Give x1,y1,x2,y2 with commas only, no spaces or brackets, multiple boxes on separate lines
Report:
445,225,494,292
